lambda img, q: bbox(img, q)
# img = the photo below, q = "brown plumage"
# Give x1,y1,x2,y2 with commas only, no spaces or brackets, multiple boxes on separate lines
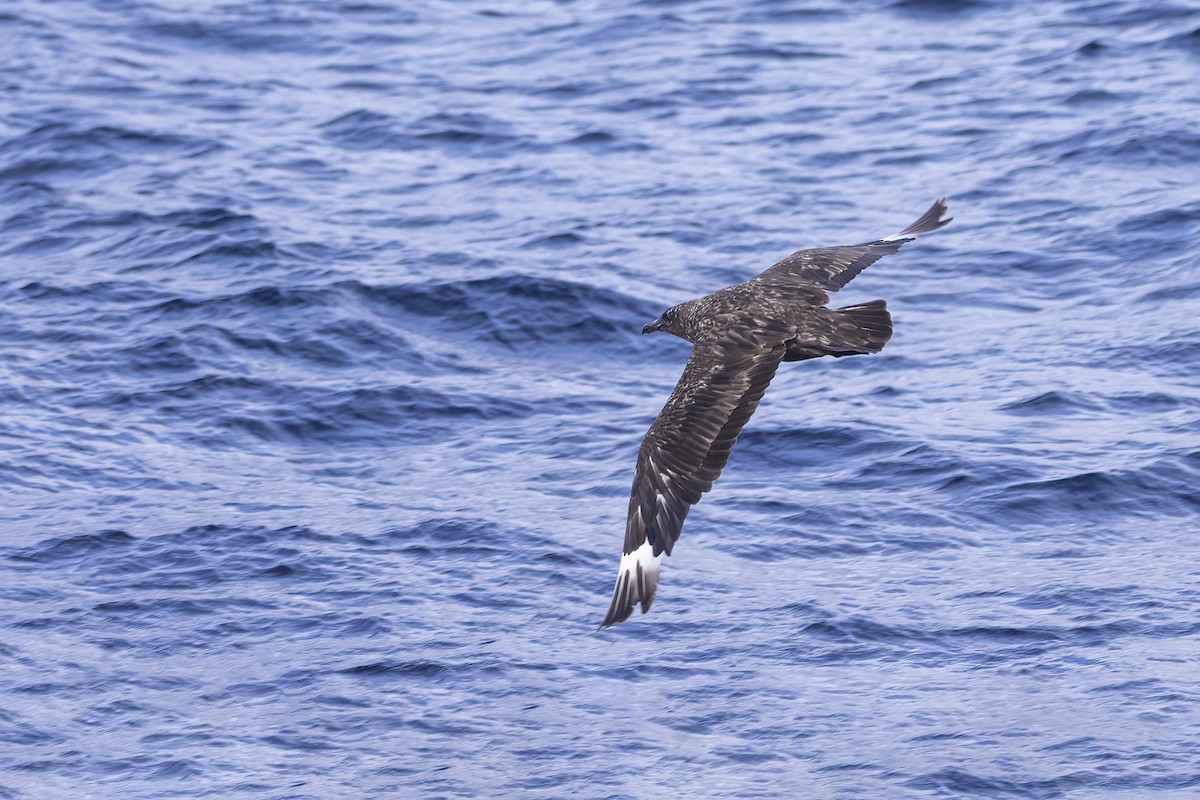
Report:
602,199,951,628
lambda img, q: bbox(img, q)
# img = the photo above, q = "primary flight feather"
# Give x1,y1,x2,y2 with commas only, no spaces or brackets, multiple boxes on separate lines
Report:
602,199,951,627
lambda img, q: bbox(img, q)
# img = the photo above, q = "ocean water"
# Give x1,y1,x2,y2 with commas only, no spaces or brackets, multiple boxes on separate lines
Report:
2,0,1199,797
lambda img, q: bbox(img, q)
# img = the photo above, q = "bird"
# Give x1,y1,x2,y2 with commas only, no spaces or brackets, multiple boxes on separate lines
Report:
601,199,951,627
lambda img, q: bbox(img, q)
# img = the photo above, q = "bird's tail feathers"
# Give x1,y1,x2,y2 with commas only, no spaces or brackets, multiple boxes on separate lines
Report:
827,299,893,356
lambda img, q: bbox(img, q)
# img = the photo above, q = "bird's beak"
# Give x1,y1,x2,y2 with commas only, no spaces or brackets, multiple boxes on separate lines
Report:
642,320,662,335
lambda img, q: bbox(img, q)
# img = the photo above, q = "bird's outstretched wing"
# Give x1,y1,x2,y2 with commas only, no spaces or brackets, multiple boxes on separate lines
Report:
749,198,951,293
601,336,787,627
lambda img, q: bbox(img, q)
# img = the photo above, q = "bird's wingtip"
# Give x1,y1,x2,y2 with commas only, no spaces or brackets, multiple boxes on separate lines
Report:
882,198,952,242
600,541,660,628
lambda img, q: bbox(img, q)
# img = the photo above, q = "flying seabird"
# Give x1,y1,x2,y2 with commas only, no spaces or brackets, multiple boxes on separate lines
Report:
601,199,951,627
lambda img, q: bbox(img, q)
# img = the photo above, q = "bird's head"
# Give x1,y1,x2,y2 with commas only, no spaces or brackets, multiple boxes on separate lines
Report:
642,304,690,339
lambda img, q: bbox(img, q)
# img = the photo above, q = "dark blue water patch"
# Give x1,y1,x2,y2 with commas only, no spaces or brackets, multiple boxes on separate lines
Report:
0,452,200,494
1061,88,1127,105
348,519,598,608
36,325,367,393
1099,334,1200,376
802,614,947,648
134,10,342,56
0,704,67,747
902,767,1084,799
1119,203,1200,257
362,517,513,559
736,425,905,470
344,274,656,350
24,205,282,272
0,137,119,186
193,379,540,448
978,457,1200,526
851,442,1013,493
723,534,873,562
1103,390,1197,413
999,390,1104,417
717,44,839,61
1162,25,1200,51
1116,201,1200,261
202,383,534,448
521,231,586,248
320,109,533,154
732,504,966,562
145,283,334,319
0,123,220,188
1070,2,1200,28
1012,583,1144,613
1059,128,1200,167
1,124,222,161
1075,39,1110,57
7,529,136,565
890,0,992,13
753,610,1193,674
1140,281,1200,305
364,208,503,231
525,78,621,100
563,128,651,152
11,292,468,402
339,660,454,680
0,179,60,213
7,524,329,586
1087,677,1198,708
4,278,170,314
319,110,407,150
752,130,828,149
730,6,847,24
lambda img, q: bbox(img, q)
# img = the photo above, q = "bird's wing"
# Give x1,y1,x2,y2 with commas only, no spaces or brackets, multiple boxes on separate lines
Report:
749,198,951,293
602,334,787,627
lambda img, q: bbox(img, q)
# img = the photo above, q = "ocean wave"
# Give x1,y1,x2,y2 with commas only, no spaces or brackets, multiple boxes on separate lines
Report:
978,457,1200,525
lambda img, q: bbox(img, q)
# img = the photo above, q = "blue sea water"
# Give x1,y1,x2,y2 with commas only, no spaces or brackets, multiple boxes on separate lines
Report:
2,0,1199,797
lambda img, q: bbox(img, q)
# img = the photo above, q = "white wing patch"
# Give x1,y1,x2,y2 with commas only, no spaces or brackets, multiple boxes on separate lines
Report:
603,540,662,626
619,540,661,588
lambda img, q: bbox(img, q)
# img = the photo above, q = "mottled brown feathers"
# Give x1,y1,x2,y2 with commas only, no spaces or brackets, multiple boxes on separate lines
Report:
601,199,950,627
